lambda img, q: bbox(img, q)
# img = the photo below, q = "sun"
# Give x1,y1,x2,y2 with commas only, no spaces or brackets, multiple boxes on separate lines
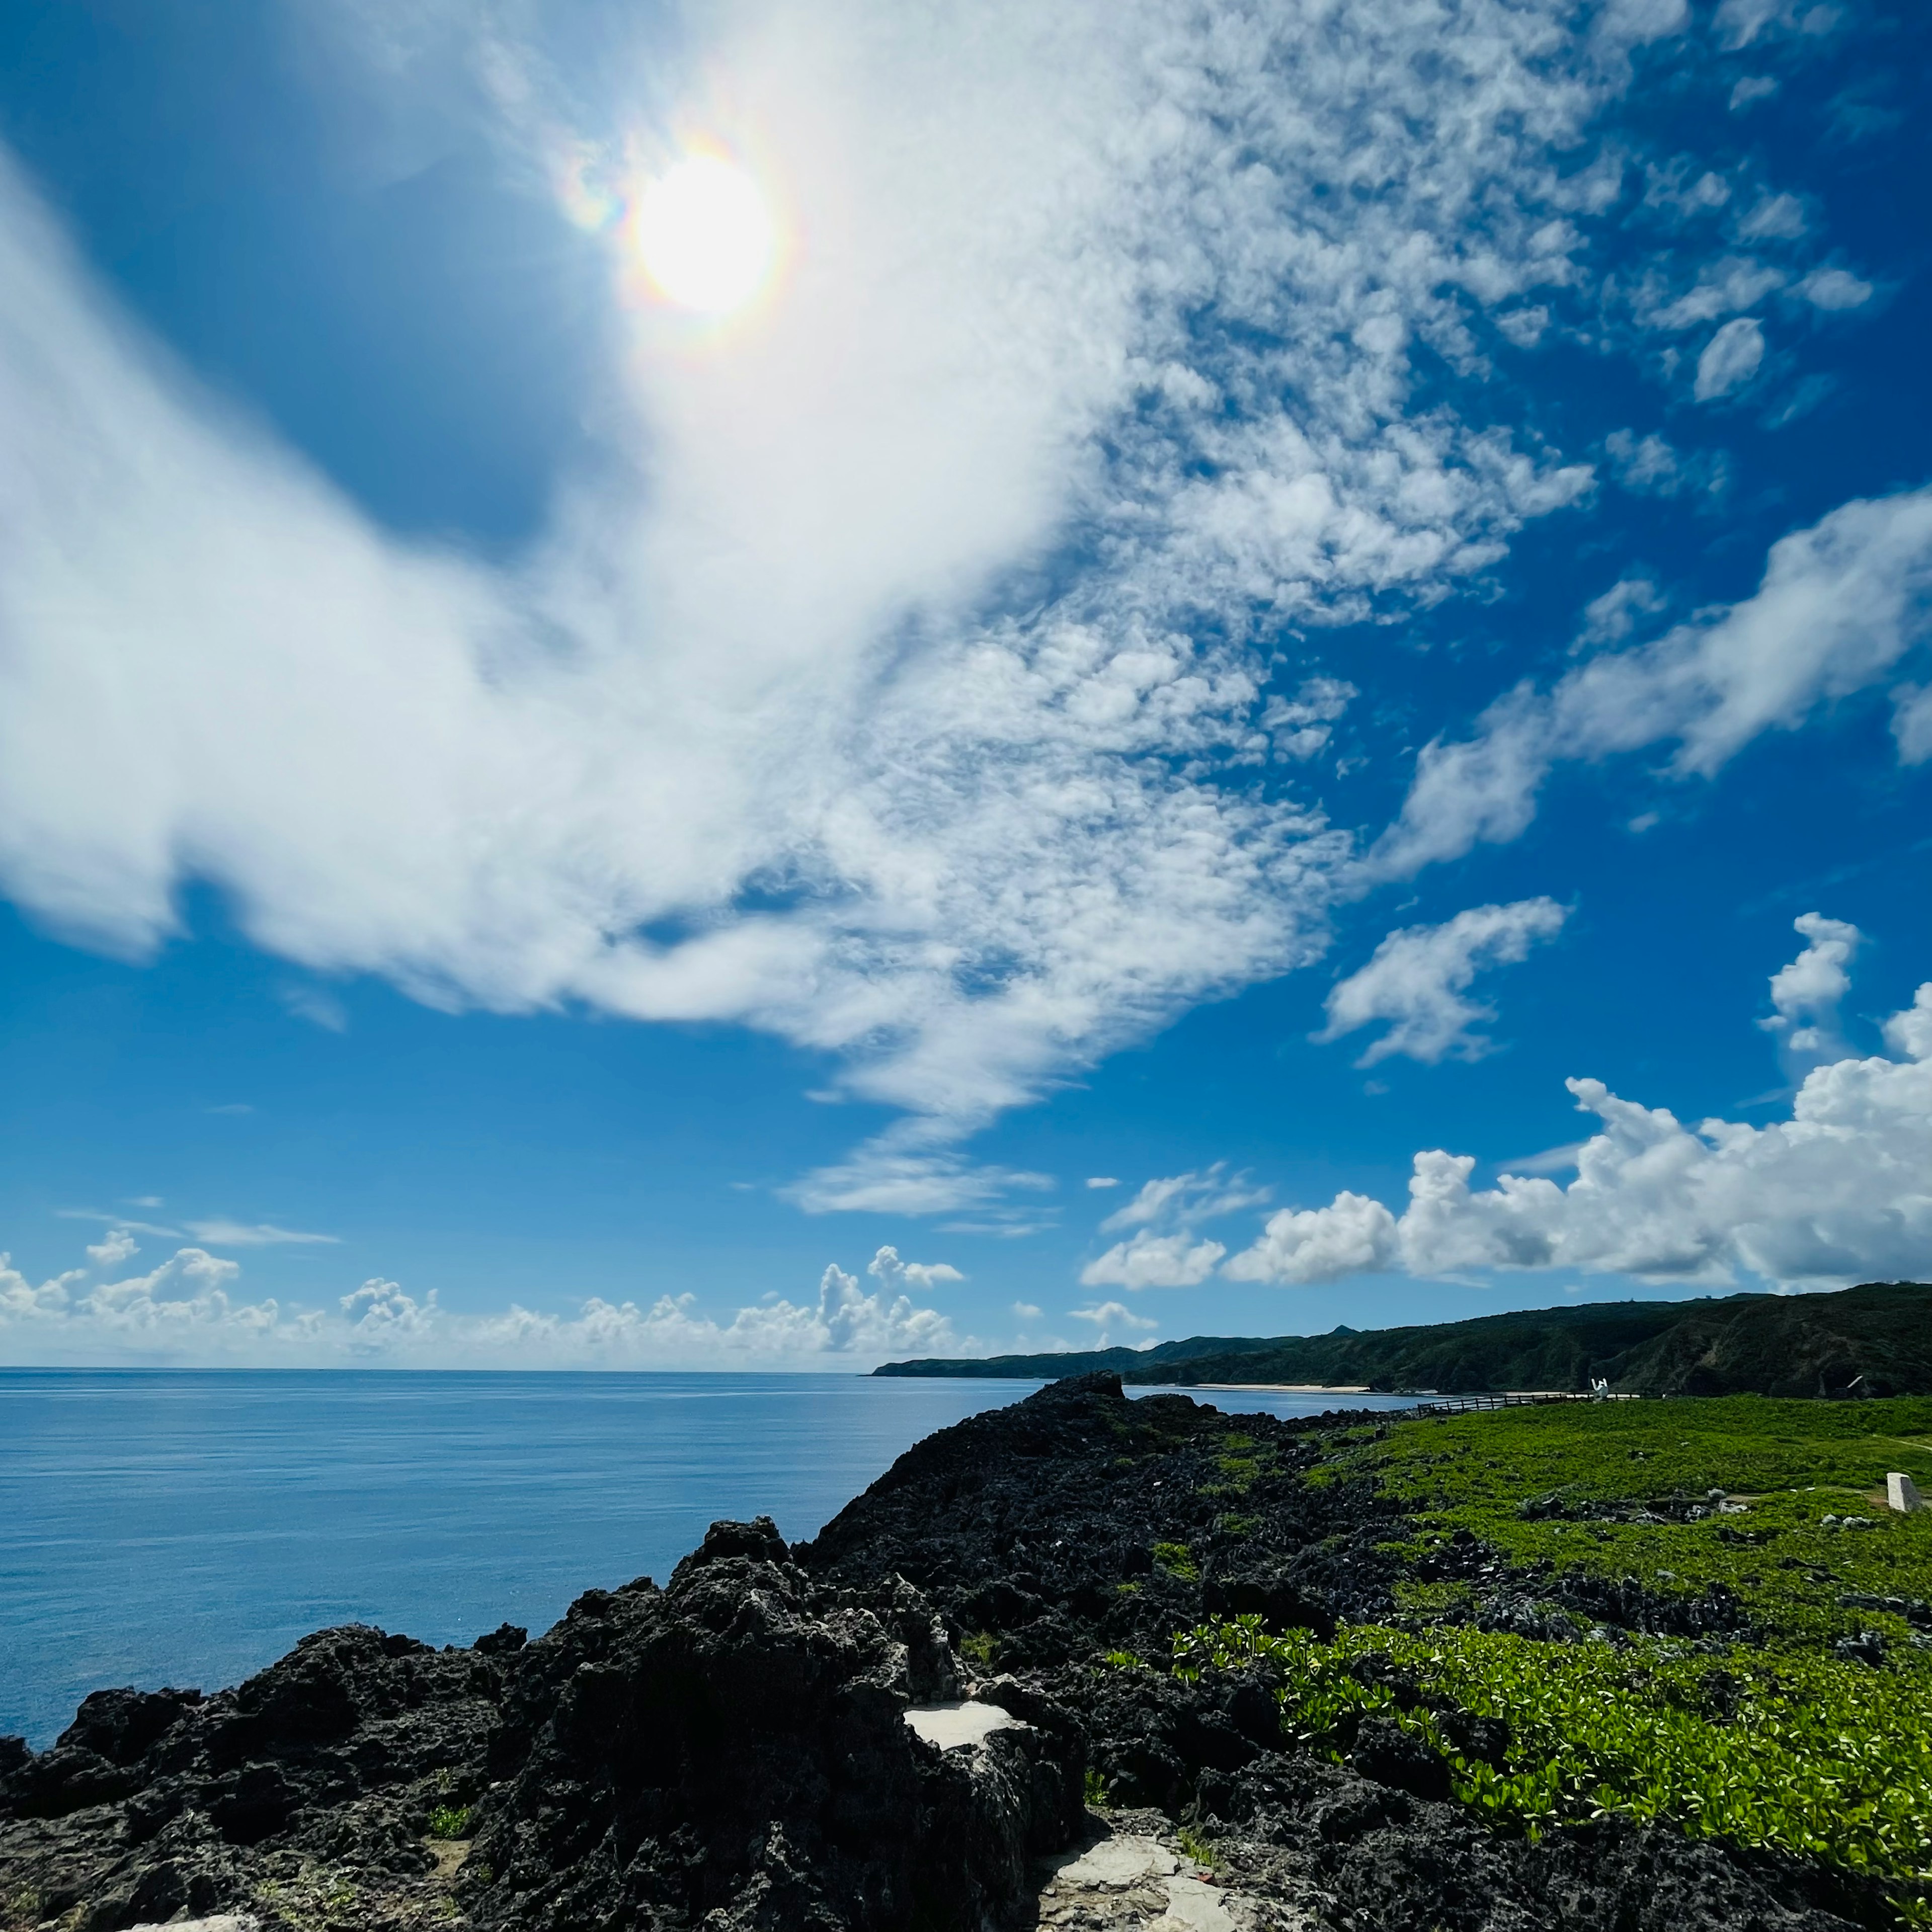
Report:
629,154,775,315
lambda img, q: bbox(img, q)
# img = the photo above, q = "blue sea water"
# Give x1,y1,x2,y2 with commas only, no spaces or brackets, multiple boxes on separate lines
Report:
0,1370,1418,1748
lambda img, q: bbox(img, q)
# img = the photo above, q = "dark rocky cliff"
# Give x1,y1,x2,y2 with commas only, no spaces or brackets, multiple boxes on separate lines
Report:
0,1376,1877,1932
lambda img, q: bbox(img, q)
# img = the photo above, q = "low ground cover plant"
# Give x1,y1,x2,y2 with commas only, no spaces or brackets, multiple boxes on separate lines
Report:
1155,1396,1932,1920
1342,1396,1932,1649
1168,1614,1932,1915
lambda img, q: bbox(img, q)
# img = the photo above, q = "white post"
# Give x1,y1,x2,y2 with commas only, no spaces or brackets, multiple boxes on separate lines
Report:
1887,1472,1925,1514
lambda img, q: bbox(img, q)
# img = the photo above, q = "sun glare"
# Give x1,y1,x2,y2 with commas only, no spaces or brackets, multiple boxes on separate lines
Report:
629,155,775,314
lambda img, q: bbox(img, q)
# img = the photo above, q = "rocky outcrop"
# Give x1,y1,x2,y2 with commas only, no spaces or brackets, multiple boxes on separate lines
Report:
460,1516,1082,1932
0,1375,1886,1932
0,1516,1082,1932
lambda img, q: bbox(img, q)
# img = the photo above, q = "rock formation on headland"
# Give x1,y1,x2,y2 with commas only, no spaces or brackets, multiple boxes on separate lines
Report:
0,1377,1878,1932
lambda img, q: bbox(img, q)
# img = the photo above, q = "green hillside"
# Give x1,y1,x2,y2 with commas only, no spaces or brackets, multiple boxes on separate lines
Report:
872,1281,1932,1396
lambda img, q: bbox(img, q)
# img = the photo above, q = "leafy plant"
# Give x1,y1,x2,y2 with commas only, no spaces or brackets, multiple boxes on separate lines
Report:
427,1804,473,1841
1169,1613,1932,1917
1175,1825,1220,1868
958,1630,999,1667
1153,1540,1200,1582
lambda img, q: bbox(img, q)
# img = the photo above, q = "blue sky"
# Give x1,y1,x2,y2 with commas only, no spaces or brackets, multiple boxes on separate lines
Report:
1,0,1928,1366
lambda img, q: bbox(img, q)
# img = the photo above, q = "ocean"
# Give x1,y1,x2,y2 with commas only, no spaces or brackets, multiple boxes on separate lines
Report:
0,1370,1419,1748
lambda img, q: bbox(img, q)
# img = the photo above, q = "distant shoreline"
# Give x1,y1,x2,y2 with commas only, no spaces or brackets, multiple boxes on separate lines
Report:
1193,1382,1374,1393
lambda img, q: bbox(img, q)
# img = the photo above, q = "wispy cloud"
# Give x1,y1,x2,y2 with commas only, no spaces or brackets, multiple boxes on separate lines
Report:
1315,899,1570,1067
0,0,1909,1212
184,1220,340,1248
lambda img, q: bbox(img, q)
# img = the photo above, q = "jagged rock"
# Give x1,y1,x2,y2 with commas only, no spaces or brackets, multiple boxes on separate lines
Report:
0,1377,1889,1932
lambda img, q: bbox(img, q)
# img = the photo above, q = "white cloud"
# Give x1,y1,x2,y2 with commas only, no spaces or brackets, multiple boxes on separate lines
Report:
1099,1165,1269,1235
1225,978,1932,1290
1737,193,1806,240
1222,1192,1399,1285
280,984,349,1032
185,1220,341,1248
1261,678,1356,762
1085,1176,1120,1190
1578,575,1666,646
1759,912,1861,1058
1369,487,1932,879
1011,1301,1042,1320
1885,985,1932,1062
0,1240,970,1367
1694,316,1765,400
0,0,1790,1201
1068,1301,1159,1344
1728,76,1779,111
1798,267,1873,311
1315,899,1569,1066
1080,1231,1228,1291
85,1229,139,1267
58,1209,182,1239
1893,685,1932,764
866,1244,964,1293
1602,432,1725,502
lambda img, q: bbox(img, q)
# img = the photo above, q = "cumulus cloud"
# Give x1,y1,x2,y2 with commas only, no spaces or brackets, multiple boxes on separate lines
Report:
1759,913,1861,1060
1222,1193,1398,1285
1369,487,1932,879
1085,1177,1120,1190
1080,1232,1228,1291
1694,316,1765,400
1081,1162,1264,1287
0,0,1822,1205
1798,268,1873,311
866,1244,964,1293
1315,899,1569,1067
1068,1301,1159,1345
1225,979,1932,1290
0,1240,971,1367
85,1229,139,1268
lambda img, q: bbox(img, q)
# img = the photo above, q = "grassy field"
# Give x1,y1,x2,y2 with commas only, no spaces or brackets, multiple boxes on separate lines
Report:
1171,1398,1932,1922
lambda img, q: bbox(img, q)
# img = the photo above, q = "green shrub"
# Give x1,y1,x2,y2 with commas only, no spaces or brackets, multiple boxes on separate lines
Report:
427,1804,473,1841
1153,1540,1200,1582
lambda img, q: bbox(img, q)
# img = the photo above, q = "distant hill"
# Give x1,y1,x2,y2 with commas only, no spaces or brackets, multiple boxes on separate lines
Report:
867,1334,1275,1380
871,1282,1932,1397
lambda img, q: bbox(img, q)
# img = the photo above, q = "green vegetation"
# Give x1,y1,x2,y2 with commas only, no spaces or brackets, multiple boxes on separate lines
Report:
959,1629,999,1668
1083,1767,1112,1808
1351,1395,1932,1649
874,1281,1932,1397
1174,1824,1220,1869
1169,1616,1932,1916
427,1804,473,1841
1152,1540,1200,1582
1138,1397,1932,1920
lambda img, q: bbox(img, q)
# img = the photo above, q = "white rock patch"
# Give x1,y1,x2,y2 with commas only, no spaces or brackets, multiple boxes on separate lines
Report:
903,1700,1028,1750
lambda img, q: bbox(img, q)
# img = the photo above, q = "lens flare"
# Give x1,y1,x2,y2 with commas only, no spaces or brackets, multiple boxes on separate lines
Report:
629,155,775,314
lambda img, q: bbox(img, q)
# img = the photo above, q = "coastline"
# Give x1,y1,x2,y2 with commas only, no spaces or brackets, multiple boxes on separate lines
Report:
5,1373,1925,1932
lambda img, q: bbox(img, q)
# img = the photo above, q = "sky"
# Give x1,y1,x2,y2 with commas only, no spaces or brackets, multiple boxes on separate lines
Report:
1,0,1928,1369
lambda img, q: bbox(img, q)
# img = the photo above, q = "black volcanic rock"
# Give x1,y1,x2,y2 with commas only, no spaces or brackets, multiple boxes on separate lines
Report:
0,1376,1885,1932
462,1518,1082,1932
0,1515,1083,1932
